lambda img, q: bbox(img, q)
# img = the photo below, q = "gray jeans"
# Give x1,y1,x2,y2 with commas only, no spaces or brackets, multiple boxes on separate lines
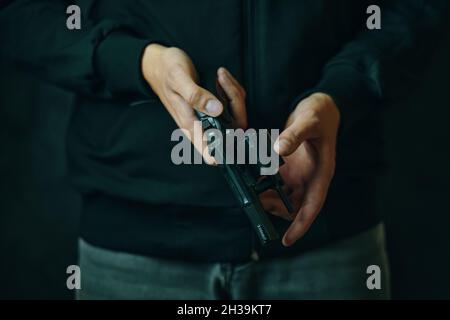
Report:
77,223,390,300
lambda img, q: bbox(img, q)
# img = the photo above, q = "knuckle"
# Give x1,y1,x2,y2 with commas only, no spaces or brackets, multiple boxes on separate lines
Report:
188,86,203,106
288,126,304,142
301,109,320,131
285,131,299,145
309,115,321,130
310,92,330,105
303,108,319,122
165,47,187,58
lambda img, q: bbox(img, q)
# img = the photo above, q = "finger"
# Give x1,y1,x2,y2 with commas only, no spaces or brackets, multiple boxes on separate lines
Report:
260,190,293,220
169,93,216,165
217,67,247,128
219,66,241,89
168,66,223,117
282,151,335,246
274,114,319,156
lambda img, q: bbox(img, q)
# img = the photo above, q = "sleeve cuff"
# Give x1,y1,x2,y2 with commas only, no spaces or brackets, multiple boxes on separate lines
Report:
95,31,156,99
291,64,382,134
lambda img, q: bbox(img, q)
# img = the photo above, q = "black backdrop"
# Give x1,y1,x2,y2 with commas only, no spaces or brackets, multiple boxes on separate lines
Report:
1,28,449,300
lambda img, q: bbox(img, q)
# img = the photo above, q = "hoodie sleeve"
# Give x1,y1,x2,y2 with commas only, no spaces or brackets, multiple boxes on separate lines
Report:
0,0,159,100
292,0,449,134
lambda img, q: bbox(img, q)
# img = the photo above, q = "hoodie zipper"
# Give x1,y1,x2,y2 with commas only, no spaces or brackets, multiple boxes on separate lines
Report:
243,0,260,262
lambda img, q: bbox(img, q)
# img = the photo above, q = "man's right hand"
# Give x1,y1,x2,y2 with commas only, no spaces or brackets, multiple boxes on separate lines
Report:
141,44,247,164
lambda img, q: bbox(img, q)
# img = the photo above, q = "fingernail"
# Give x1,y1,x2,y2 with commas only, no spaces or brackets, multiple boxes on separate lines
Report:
218,67,226,76
282,235,292,247
204,155,217,166
206,100,222,116
274,139,289,154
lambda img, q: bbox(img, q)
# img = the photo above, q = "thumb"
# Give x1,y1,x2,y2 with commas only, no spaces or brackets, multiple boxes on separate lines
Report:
274,116,317,156
171,67,223,117
186,84,223,117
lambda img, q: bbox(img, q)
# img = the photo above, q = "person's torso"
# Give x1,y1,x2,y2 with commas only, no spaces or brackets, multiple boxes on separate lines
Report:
71,0,382,261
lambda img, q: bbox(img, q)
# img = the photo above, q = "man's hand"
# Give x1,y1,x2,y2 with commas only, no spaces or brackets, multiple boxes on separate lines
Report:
141,44,247,163
261,93,340,247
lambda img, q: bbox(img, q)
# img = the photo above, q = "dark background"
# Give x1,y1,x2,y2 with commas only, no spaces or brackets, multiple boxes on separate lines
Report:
1,28,450,300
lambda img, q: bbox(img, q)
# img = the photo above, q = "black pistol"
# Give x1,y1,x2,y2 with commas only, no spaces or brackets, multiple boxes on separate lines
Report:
196,80,294,245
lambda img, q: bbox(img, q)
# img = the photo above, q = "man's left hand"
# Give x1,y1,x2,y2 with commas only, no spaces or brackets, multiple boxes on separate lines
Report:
261,93,340,247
